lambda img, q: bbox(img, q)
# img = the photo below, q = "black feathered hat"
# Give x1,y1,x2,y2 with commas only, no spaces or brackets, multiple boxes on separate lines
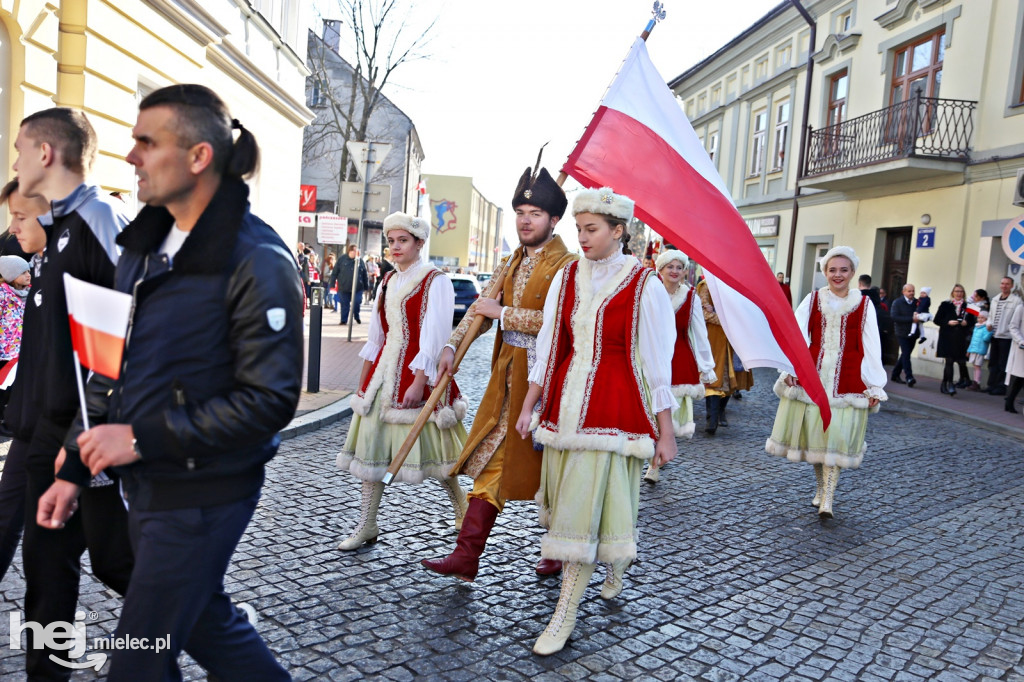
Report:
511,166,567,218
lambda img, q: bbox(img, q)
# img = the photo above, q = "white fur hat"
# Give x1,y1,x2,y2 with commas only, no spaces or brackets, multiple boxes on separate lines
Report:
920,286,932,295
383,212,429,241
572,187,634,223
655,250,689,271
818,245,859,273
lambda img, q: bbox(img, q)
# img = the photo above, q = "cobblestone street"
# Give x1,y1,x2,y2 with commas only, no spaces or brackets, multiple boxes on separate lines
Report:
2,328,1023,680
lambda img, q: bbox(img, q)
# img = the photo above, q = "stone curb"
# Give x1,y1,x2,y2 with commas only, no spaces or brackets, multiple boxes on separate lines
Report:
887,393,1024,441
280,396,352,440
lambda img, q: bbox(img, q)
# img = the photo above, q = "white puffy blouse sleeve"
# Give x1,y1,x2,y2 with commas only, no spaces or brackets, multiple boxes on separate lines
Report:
687,291,717,381
640,276,679,413
861,299,888,401
528,268,566,385
358,285,386,362
407,272,455,385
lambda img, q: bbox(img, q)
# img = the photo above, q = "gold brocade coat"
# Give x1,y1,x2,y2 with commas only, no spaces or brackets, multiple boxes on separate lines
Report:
696,279,754,395
448,236,577,500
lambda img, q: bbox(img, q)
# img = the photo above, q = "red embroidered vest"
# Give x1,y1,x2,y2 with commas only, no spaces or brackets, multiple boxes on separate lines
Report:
807,290,868,397
670,288,700,386
537,260,658,452
358,269,462,413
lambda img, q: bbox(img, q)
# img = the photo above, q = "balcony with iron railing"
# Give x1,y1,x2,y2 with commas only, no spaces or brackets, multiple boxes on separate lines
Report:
799,95,977,191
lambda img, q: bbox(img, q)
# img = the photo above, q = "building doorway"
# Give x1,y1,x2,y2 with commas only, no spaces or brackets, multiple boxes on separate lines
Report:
882,228,912,297
802,241,832,299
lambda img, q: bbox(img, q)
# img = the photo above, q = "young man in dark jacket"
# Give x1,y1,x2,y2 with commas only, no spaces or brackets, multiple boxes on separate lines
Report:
327,243,368,323
37,85,303,680
11,107,134,679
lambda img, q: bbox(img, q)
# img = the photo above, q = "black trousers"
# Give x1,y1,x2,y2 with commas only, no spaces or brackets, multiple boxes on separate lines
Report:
894,336,916,380
942,357,969,383
0,437,29,582
987,338,1012,391
22,417,134,681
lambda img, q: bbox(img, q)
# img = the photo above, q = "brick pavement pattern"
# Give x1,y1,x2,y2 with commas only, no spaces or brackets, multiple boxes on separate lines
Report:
1,328,1023,680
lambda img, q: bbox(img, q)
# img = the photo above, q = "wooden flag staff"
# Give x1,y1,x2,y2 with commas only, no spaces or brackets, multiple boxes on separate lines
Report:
382,3,667,487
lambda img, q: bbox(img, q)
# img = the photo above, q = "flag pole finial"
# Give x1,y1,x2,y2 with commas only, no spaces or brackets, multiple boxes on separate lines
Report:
641,1,667,41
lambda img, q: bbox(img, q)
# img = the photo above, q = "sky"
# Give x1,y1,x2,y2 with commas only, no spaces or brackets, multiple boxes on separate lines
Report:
310,0,785,247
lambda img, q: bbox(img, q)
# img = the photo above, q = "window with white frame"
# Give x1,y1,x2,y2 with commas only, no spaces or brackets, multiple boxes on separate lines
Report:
755,56,769,80
772,100,790,170
707,131,719,164
775,44,792,70
836,9,853,34
711,84,722,106
750,110,767,176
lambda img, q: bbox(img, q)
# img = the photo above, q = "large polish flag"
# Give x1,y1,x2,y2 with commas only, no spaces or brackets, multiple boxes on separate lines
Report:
562,38,832,427
63,274,132,380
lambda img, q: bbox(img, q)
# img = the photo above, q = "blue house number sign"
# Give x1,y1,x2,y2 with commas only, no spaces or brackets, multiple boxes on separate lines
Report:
916,227,936,248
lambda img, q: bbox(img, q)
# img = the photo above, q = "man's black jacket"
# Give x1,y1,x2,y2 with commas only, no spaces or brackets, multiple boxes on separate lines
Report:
327,254,367,293
59,179,304,511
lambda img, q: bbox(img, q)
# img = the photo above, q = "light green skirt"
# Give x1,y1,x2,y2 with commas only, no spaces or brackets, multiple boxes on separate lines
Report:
337,393,467,484
765,396,870,469
672,396,695,438
536,448,643,564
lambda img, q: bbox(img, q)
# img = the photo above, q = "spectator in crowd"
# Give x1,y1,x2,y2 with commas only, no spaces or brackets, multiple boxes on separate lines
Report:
1004,303,1024,413
365,254,379,303
933,284,975,395
0,179,49,583
971,288,989,313
878,287,891,310
322,252,336,310
376,247,394,298
891,283,919,386
966,310,993,391
327,243,368,325
984,277,1022,395
911,285,933,340
859,274,891,365
777,271,792,306
297,241,309,299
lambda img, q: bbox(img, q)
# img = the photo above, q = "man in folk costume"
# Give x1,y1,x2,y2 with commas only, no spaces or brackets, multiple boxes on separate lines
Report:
336,212,468,550
696,277,754,434
644,250,716,483
421,166,576,581
766,246,887,518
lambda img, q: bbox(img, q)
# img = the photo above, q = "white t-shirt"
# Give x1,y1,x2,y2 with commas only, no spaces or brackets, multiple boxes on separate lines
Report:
159,224,190,262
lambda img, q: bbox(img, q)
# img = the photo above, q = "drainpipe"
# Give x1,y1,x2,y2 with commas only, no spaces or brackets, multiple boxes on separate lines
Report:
785,0,816,287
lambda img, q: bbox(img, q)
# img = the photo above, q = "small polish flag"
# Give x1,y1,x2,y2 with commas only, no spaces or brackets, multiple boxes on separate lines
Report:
63,274,132,379
0,357,17,390
416,180,427,195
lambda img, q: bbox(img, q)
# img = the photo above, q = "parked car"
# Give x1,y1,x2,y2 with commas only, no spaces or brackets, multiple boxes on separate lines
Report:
476,271,492,285
449,274,480,324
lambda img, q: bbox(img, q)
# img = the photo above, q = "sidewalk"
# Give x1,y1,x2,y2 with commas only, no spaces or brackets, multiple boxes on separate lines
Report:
283,304,373,438
883,364,1024,439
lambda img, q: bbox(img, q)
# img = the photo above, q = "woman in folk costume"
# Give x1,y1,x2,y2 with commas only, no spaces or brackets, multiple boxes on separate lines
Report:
515,188,678,656
642,250,716,483
696,277,754,434
336,212,468,550
765,246,887,518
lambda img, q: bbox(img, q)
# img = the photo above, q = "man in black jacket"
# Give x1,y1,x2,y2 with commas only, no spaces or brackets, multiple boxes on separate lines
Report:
327,242,368,324
890,283,920,387
11,108,134,679
37,85,302,681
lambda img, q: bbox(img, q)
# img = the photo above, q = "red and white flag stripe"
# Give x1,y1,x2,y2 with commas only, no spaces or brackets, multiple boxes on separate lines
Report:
63,274,132,380
0,357,16,390
562,38,832,427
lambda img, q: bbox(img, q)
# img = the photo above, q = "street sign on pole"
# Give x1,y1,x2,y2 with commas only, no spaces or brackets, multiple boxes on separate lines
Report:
345,141,392,183
339,182,391,221
1002,214,1024,266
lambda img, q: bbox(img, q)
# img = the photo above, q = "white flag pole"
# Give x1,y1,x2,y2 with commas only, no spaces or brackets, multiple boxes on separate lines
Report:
72,350,91,431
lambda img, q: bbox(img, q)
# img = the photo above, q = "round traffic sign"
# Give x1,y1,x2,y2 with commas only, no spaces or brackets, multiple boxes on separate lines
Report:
1003,214,1024,266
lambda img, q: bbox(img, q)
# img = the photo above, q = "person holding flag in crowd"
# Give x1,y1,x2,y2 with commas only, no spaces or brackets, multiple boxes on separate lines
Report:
766,246,887,518
643,249,715,483
8,108,134,679
336,211,468,551
516,187,677,656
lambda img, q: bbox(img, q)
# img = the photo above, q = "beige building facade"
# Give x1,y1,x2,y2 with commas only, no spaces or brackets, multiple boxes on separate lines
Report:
670,0,1024,376
1,0,313,241
421,174,503,273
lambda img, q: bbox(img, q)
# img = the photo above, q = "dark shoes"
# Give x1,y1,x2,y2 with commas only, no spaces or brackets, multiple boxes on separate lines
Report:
906,377,916,388
891,375,906,384
535,558,563,576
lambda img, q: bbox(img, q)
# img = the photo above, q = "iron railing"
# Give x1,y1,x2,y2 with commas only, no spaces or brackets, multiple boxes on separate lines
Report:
802,95,976,177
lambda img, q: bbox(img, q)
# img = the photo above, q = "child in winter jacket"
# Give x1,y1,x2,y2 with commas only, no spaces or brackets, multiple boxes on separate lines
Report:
967,310,994,390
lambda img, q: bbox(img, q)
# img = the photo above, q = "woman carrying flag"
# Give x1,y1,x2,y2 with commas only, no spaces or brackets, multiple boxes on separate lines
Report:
765,246,887,518
516,188,677,655
336,212,468,550
643,250,716,483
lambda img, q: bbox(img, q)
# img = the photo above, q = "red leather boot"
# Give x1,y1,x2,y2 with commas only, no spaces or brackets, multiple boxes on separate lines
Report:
420,497,498,581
